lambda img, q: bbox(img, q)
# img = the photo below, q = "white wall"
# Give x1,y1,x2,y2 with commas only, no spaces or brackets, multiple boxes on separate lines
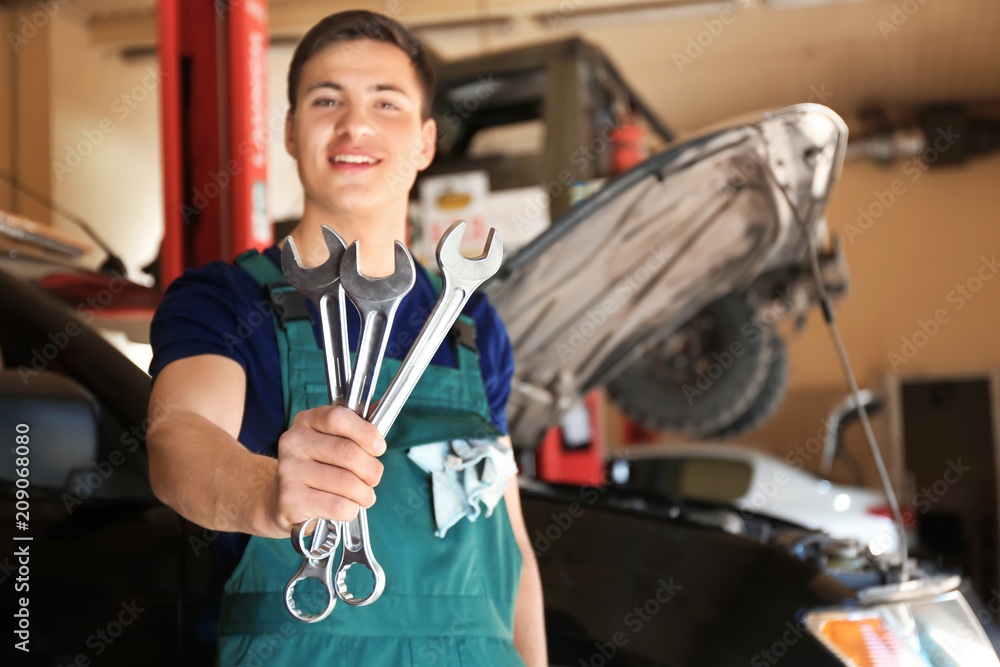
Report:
266,43,303,224
50,15,162,279
47,19,309,279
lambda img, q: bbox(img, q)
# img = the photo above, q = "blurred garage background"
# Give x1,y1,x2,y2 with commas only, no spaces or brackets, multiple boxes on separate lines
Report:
2,0,1000,664
5,0,1000,514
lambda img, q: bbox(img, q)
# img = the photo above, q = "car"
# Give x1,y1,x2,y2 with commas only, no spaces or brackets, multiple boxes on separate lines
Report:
523,477,1000,667
614,441,905,561
418,39,850,446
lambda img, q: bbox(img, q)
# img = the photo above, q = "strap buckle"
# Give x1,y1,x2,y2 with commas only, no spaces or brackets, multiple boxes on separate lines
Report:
265,282,313,327
451,318,478,354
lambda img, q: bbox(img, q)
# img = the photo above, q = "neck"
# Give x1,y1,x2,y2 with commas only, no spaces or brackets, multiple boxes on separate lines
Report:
283,201,408,277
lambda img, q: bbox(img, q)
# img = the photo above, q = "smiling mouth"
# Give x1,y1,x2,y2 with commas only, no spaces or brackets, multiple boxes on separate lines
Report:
330,155,381,165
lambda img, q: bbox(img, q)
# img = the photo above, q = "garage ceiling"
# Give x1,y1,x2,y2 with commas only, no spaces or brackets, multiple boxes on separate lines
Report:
57,0,1000,134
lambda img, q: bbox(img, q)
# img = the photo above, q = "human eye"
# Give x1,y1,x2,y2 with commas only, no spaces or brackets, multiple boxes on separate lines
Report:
313,97,340,107
376,101,398,110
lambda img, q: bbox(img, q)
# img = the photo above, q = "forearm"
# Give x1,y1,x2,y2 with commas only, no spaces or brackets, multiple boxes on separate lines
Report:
513,545,547,666
147,409,279,538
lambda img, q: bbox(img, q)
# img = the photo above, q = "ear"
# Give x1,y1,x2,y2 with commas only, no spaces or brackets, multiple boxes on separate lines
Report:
416,118,437,171
284,111,297,160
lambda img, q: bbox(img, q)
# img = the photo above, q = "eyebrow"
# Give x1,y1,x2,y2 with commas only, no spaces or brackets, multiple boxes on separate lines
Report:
304,81,410,98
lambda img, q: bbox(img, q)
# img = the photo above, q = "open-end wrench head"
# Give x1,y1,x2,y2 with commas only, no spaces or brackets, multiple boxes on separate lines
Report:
435,220,503,282
340,241,416,302
280,226,346,291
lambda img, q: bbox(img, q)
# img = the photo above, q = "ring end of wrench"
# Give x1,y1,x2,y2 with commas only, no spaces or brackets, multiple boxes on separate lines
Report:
284,558,338,623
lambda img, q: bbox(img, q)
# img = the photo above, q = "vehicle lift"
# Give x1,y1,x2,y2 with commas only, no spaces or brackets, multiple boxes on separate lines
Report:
157,0,272,287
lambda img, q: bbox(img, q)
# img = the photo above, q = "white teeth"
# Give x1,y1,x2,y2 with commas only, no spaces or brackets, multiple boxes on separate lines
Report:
333,155,378,164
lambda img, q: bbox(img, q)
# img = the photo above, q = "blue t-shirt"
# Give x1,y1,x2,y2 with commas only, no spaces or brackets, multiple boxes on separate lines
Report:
148,244,514,574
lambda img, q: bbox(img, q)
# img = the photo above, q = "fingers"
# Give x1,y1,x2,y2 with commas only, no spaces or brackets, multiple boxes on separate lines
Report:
272,405,387,531
296,487,362,524
301,406,386,456
298,459,378,509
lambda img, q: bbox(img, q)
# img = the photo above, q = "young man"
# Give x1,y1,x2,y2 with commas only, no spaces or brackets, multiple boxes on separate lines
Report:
147,11,545,664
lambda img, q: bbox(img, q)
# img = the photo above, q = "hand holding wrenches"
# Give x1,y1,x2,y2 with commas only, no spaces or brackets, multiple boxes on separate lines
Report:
280,221,502,621
281,233,414,618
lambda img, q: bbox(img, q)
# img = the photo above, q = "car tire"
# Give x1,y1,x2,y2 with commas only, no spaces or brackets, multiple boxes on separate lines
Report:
606,292,776,437
709,331,789,438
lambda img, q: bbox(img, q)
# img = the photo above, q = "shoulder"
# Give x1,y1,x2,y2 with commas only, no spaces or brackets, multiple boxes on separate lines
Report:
410,263,510,350
156,249,278,314
149,252,275,380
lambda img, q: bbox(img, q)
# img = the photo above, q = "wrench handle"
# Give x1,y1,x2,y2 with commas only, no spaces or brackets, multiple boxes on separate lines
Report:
346,308,390,415
369,284,472,438
318,289,351,406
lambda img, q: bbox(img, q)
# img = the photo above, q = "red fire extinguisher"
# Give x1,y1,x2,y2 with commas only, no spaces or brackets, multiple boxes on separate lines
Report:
611,113,647,175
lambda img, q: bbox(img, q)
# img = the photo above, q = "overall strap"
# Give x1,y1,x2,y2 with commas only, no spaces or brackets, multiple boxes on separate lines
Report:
234,249,320,426
423,270,481,371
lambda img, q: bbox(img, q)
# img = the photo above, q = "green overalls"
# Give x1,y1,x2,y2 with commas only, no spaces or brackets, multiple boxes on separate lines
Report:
216,251,525,666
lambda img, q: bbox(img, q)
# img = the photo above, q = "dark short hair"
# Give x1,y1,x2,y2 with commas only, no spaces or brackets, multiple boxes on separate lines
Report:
287,10,435,120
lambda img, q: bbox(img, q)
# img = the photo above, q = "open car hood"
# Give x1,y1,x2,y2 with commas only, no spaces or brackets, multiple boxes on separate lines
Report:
486,104,849,447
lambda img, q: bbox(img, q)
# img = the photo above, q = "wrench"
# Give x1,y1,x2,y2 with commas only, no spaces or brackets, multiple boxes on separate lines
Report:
335,240,415,606
280,226,352,621
281,226,352,409
284,518,340,623
368,221,503,437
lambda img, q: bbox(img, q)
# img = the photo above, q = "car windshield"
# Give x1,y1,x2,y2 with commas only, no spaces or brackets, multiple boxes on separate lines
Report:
625,457,753,504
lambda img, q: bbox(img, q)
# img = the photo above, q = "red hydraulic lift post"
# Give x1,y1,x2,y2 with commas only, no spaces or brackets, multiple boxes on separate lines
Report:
227,0,271,255
157,0,183,287
157,0,272,289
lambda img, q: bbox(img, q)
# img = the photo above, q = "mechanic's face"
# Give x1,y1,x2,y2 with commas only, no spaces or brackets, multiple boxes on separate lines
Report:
286,39,436,219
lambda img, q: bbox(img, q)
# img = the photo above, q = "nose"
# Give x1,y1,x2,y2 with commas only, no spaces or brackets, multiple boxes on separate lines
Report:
337,102,374,141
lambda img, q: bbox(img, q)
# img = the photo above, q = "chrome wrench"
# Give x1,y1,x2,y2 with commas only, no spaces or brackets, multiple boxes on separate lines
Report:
368,221,503,437
335,240,415,606
284,518,340,622
280,226,351,621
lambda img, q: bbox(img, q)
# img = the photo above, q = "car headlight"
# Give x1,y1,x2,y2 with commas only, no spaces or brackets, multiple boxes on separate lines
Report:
804,576,1000,667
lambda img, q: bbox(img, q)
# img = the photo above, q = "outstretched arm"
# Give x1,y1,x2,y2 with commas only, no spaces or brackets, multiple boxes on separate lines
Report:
146,353,385,539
